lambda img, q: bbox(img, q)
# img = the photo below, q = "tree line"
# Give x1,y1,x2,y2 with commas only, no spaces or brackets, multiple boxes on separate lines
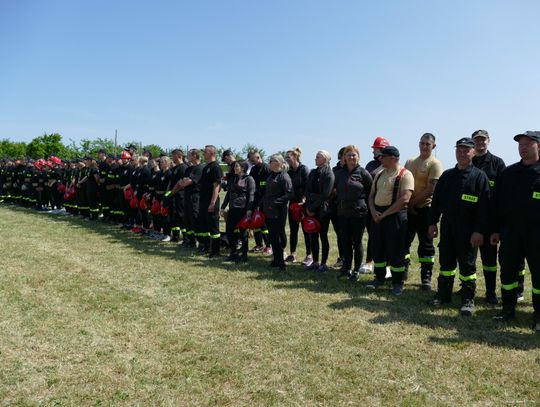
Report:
0,133,270,161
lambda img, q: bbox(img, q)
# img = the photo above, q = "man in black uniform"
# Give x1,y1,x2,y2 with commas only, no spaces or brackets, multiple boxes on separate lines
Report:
179,149,204,248
199,145,223,257
428,138,490,316
470,130,507,305
491,131,540,333
167,149,188,243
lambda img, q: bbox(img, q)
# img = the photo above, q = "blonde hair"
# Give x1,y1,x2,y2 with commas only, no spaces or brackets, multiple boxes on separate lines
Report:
343,145,360,164
269,154,289,172
286,147,302,160
317,150,331,165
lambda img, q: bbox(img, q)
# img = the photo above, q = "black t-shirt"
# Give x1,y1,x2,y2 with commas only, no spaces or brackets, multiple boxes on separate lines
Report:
199,161,223,202
185,164,203,196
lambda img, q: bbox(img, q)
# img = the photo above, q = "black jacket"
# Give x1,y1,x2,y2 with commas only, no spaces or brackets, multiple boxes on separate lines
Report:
287,163,309,203
305,165,335,217
429,164,490,234
262,171,292,219
491,159,540,231
222,174,256,211
472,151,506,191
334,165,373,217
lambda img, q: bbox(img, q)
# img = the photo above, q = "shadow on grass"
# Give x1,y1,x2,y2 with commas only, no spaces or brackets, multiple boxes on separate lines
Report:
4,204,539,350
328,294,540,350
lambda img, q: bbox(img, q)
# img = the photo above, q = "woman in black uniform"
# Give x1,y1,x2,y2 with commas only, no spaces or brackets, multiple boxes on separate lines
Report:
334,145,373,280
304,150,335,272
220,160,255,262
263,154,293,271
285,147,311,264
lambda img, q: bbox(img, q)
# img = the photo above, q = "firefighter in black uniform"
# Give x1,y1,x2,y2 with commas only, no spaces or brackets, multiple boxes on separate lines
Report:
167,149,188,242
248,150,272,254
428,138,490,316
179,149,204,248
491,131,540,333
199,145,223,257
470,130,507,304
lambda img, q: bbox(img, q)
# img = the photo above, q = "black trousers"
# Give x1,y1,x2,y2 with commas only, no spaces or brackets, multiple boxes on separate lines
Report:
405,207,435,267
371,208,408,284
339,215,366,271
226,208,248,256
308,214,331,265
436,217,478,301
267,214,287,267
200,198,221,254
330,210,344,260
171,195,185,239
499,223,540,320
288,208,311,255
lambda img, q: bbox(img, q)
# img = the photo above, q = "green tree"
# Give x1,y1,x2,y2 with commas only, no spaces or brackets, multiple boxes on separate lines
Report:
0,139,27,158
26,133,67,159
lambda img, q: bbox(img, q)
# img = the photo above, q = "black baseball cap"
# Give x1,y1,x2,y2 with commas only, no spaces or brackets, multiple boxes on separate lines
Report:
455,137,475,148
513,131,540,143
380,146,400,157
471,130,489,139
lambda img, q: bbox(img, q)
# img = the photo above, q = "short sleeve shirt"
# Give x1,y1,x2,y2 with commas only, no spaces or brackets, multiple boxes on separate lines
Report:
373,165,414,206
404,155,443,208
199,161,223,202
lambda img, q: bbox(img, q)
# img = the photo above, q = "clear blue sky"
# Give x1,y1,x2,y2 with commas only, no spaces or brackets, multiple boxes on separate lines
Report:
1,0,539,167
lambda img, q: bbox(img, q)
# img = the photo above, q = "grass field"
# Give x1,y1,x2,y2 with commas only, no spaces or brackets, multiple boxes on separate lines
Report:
0,205,538,406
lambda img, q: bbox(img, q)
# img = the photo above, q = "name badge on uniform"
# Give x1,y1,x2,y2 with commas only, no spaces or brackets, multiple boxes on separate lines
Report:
461,194,478,203
533,191,540,200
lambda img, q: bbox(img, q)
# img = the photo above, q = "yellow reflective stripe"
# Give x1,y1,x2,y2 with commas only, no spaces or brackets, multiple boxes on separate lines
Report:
501,282,519,291
390,266,405,272
374,261,387,268
518,269,526,276
404,254,411,260
259,181,267,186
489,180,495,187
461,194,478,203
261,230,269,235
440,269,456,277
171,227,180,231
533,192,540,200
253,228,261,232
419,257,435,263
210,233,221,239
482,265,497,272
459,273,477,282
532,287,540,295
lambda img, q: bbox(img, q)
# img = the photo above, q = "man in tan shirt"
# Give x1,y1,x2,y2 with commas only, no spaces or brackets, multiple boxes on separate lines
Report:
404,133,443,291
367,146,414,295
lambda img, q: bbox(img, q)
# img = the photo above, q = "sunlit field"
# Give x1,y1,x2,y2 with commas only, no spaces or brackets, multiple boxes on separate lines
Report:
0,205,538,406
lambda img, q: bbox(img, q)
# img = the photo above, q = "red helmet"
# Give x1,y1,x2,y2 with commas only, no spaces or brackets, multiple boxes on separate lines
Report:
249,210,266,229
302,216,321,233
49,156,62,165
236,214,252,230
121,151,132,160
160,204,170,217
289,203,304,223
139,196,148,211
151,199,161,215
34,162,42,170
124,187,134,201
371,137,390,149
129,195,139,209
57,183,66,193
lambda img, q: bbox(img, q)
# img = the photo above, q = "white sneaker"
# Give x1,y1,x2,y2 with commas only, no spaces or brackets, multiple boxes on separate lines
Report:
302,255,313,267
385,266,392,279
161,235,171,242
358,263,373,274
